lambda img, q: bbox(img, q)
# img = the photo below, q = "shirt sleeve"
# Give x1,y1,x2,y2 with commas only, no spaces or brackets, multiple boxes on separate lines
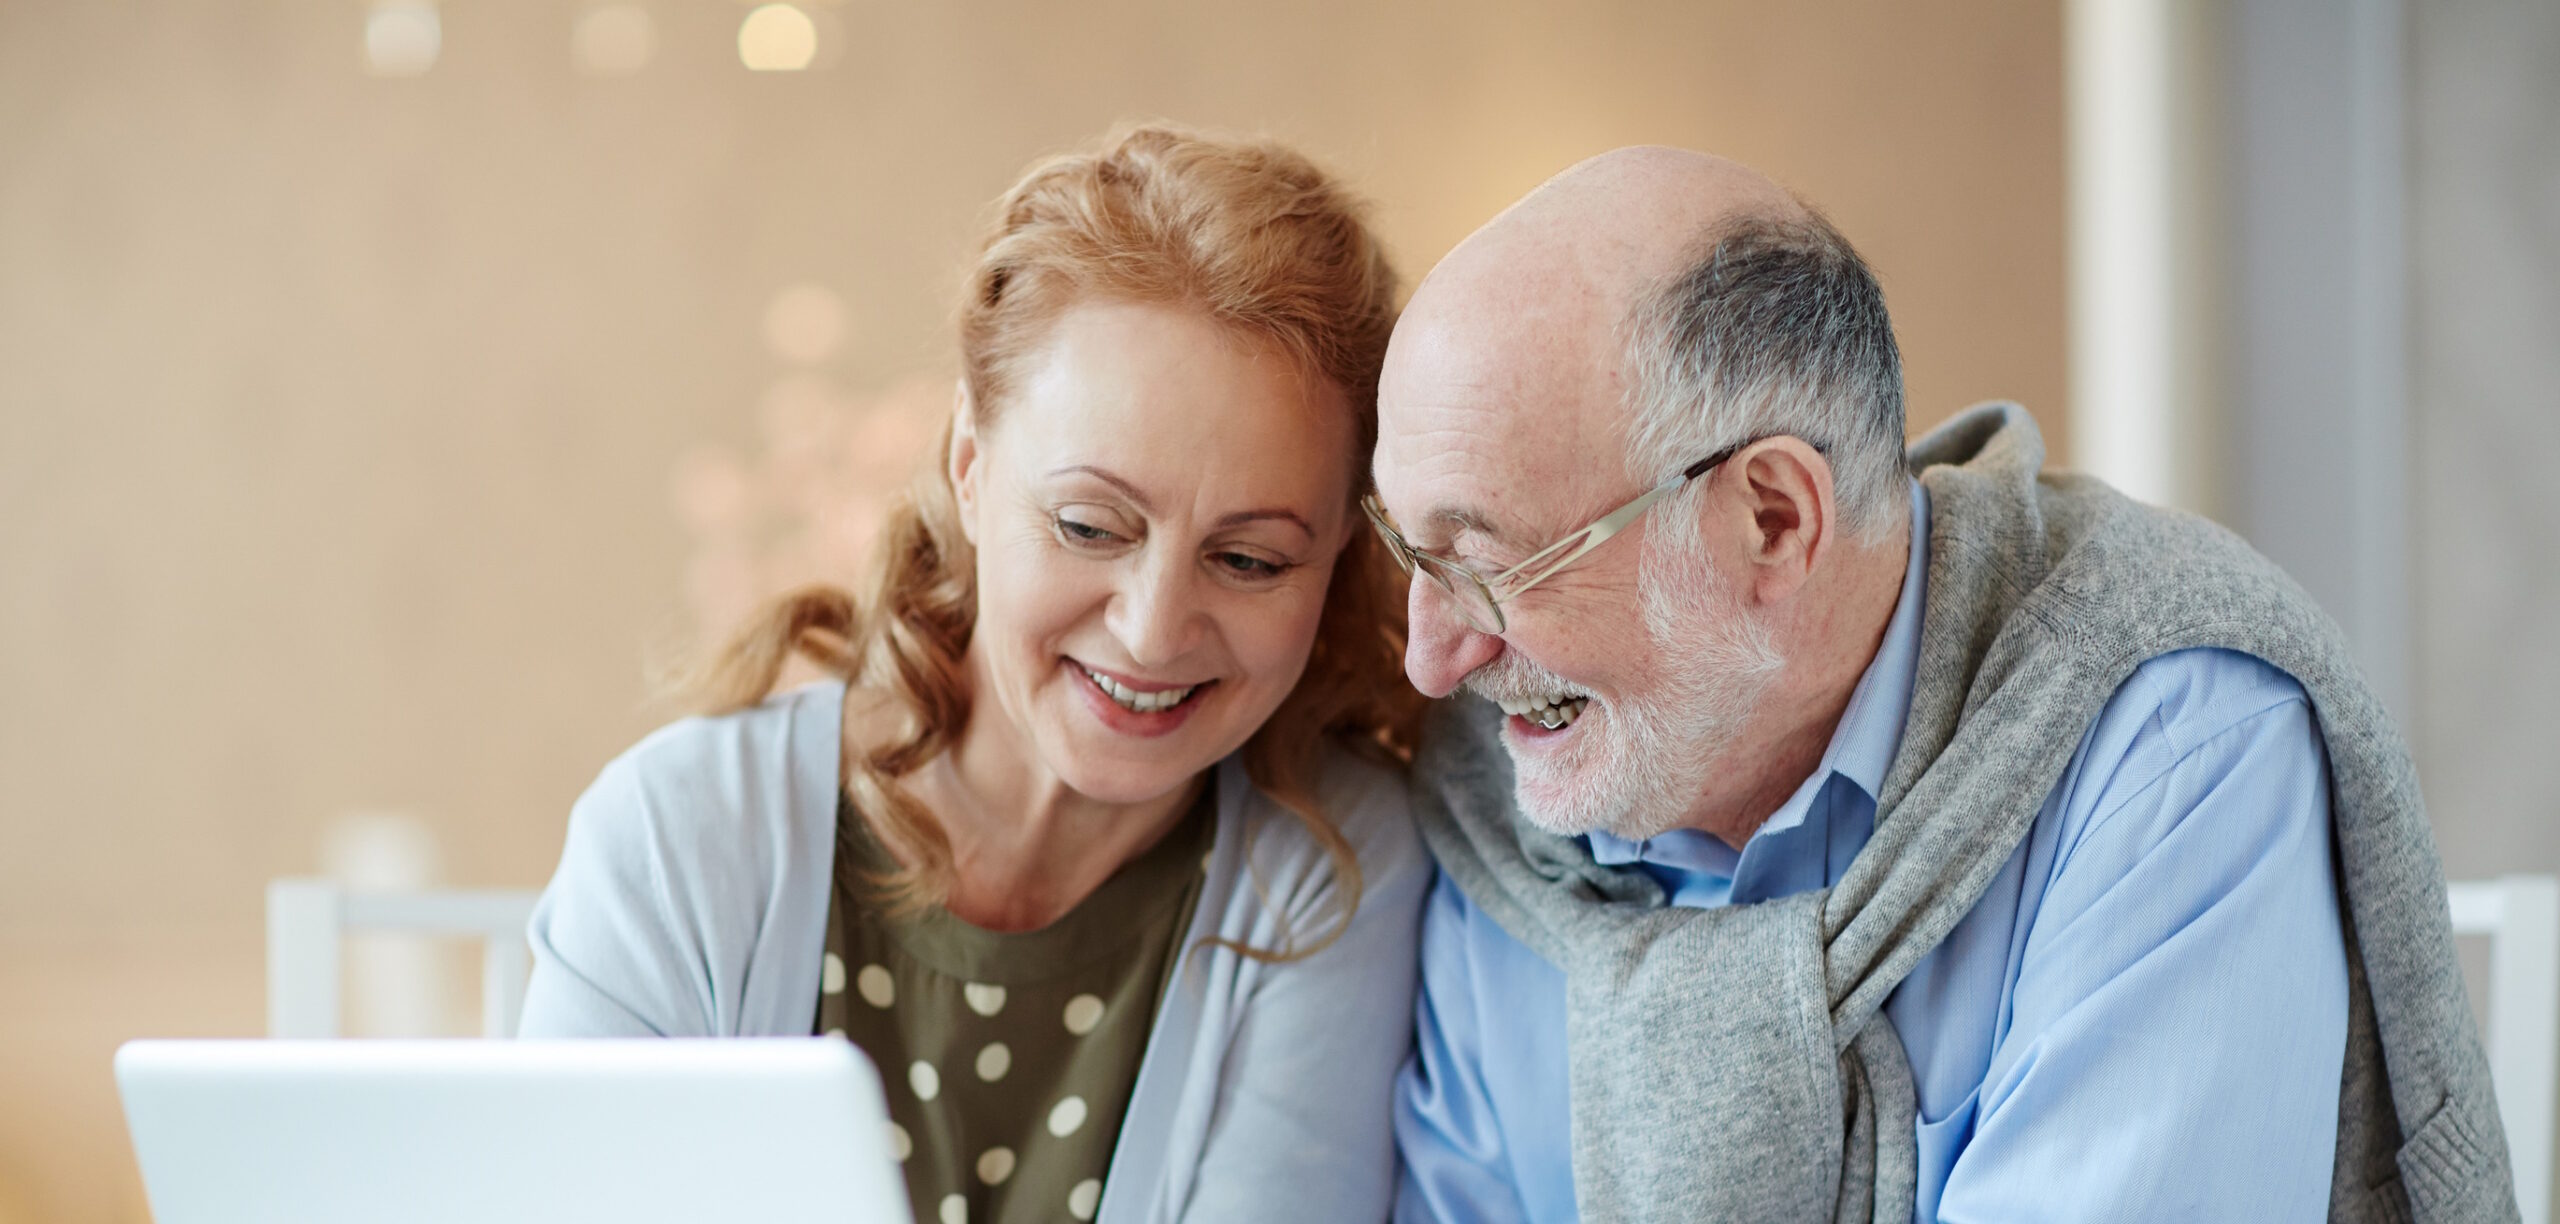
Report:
517,695,837,1041
1393,873,1533,1224
1933,653,2350,1222
517,751,719,1038
1178,770,1434,1224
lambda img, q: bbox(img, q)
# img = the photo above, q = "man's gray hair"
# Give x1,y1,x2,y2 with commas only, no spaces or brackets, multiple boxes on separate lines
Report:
1622,210,1907,547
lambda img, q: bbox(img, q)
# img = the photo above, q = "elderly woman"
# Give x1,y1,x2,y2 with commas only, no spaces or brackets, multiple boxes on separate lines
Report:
517,125,1426,1224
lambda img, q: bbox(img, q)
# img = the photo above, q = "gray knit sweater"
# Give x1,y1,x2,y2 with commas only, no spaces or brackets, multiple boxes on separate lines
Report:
1414,403,2516,1223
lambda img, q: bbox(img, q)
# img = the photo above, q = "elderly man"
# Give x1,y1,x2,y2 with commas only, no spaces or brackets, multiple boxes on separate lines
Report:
1375,148,2510,1223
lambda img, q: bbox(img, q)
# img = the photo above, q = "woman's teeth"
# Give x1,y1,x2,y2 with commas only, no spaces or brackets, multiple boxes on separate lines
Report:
1082,665,1197,714
1497,693,1589,730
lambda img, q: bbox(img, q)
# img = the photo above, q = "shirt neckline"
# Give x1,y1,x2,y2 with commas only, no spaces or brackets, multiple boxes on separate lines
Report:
835,775,1215,984
1587,478,1932,899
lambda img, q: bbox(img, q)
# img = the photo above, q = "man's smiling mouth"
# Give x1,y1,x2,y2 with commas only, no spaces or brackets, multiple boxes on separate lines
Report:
1497,692,1589,730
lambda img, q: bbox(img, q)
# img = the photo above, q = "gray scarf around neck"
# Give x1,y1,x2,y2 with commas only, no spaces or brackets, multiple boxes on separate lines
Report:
1413,403,2516,1223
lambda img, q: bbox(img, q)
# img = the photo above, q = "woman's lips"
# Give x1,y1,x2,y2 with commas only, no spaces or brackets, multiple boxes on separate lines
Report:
1066,658,1214,738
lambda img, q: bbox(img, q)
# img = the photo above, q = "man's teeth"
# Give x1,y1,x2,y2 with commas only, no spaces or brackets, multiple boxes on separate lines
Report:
1496,694,1590,730
1082,665,1197,714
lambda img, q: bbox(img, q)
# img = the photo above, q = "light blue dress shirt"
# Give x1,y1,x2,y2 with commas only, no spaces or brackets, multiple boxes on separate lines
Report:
1394,483,2351,1223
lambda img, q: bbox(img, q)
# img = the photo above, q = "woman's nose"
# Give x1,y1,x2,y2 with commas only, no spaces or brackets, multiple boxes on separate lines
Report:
1403,572,1503,698
1107,550,1204,669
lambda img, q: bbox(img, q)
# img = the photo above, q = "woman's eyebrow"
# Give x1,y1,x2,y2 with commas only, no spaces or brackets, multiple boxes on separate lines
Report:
1051,464,1313,538
1048,464,1153,513
1216,508,1314,537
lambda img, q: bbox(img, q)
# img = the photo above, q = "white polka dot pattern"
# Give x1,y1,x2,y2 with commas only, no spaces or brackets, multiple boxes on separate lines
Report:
908,1060,940,1102
1062,994,1105,1036
962,982,1006,1016
813,787,1215,1224
856,964,895,1009
975,1146,1014,1185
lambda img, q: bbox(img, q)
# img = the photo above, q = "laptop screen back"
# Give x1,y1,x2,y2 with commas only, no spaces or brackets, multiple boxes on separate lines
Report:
117,1038,912,1224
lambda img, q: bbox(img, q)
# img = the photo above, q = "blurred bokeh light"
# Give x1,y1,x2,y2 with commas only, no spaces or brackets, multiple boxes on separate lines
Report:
571,4,657,78
363,1,441,77
737,4,819,73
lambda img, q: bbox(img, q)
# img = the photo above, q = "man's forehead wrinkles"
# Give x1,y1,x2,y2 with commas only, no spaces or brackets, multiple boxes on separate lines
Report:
1386,429,1498,486
1390,395,1548,453
1405,421,1510,455
1381,401,1616,556
1379,404,1513,477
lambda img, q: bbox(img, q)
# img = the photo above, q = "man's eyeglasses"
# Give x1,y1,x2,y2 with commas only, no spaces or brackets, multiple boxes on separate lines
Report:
1363,438,1757,635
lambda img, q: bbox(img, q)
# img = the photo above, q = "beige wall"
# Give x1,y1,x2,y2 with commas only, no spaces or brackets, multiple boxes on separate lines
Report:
0,1,2063,1218
2410,5,2560,875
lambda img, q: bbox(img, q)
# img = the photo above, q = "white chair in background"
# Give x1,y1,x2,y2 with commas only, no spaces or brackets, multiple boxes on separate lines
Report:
2448,874,2559,1224
266,879,541,1039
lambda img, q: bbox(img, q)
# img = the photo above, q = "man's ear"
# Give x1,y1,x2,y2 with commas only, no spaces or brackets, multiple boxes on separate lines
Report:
948,381,983,547
1728,437,1836,605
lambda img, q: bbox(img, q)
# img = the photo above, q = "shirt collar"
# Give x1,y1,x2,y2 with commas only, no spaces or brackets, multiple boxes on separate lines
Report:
1588,479,1931,878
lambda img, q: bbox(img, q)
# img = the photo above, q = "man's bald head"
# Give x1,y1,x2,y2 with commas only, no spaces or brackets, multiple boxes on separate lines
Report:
1405,147,1806,360
1378,145,1904,548
1383,149,1806,467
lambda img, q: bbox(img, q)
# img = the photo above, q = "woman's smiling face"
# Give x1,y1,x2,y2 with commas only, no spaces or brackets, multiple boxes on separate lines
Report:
952,299,1357,806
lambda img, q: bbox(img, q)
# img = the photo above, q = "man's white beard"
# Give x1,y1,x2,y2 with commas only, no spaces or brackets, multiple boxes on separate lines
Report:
1465,532,1784,840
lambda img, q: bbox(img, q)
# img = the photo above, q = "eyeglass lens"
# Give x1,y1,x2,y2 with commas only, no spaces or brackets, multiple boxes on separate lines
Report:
1367,503,1503,634
1415,555,1503,634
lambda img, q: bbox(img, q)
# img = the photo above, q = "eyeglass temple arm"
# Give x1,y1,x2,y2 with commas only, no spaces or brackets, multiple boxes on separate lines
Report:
1488,480,1678,589
1486,441,1743,592
1680,446,1735,481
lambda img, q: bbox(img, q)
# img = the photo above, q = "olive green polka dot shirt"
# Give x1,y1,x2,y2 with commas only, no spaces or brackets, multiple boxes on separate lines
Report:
815,783,1212,1224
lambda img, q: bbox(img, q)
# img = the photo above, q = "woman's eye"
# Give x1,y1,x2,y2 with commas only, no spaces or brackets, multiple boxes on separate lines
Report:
1216,552,1288,579
1054,515,1122,546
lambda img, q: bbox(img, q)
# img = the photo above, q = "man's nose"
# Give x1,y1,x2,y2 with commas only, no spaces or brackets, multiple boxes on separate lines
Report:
1403,573,1503,698
1109,550,1203,670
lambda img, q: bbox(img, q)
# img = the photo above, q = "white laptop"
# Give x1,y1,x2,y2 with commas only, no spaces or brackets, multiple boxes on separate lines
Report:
116,1038,913,1224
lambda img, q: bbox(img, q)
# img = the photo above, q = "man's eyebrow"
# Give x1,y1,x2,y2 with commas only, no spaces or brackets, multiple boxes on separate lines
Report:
1048,464,1153,514
1422,506,1508,549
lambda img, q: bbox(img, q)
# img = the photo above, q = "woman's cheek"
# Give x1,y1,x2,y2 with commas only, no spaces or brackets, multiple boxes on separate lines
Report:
980,536,1085,657
1237,578,1333,688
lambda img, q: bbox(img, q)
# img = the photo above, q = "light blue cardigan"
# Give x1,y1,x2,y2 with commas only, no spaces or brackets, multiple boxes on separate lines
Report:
518,681,1429,1224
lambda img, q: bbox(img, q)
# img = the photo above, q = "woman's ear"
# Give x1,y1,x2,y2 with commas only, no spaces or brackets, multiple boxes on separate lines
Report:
948,381,982,546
